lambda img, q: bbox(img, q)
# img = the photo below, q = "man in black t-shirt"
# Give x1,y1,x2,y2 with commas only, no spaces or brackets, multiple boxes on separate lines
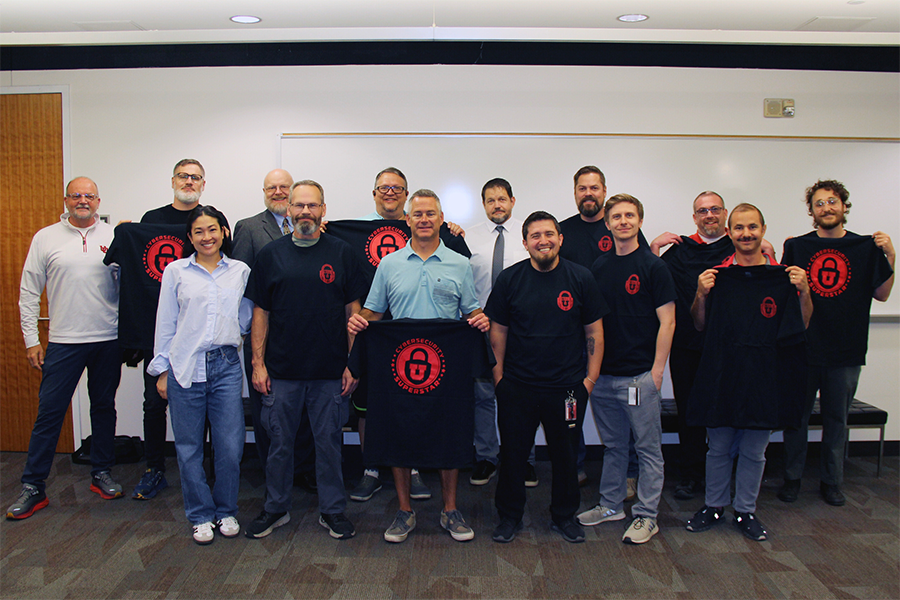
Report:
131,158,206,502
579,194,676,546
243,180,366,541
779,180,894,507
486,211,606,544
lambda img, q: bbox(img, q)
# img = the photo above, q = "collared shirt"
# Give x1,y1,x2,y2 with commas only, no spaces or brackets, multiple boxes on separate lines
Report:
271,210,292,234
359,211,387,221
365,241,480,319
148,253,253,387
466,217,528,307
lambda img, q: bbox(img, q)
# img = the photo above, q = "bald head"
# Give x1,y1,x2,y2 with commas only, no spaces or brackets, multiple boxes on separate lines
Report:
263,169,294,216
64,176,101,227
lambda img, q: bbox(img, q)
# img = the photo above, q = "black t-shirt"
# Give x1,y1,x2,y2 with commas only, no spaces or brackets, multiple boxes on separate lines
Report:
104,223,190,350
140,204,196,225
485,258,608,387
661,235,735,351
687,265,807,430
591,246,677,376
559,214,648,269
244,235,367,380
348,319,488,469
783,231,893,367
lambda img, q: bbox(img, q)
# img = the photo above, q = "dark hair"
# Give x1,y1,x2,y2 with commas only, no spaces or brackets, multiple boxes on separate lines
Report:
374,167,408,189
728,202,766,228
481,178,513,202
173,158,205,177
604,193,644,221
805,179,851,222
573,165,606,188
186,205,232,257
522,211,560,240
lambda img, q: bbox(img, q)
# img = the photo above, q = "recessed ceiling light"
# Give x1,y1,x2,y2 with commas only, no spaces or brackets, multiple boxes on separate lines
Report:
618,14,649,23
230,15,261,24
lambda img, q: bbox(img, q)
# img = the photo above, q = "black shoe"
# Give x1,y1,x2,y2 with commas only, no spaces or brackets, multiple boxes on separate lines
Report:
674,479,702,500
550,518,585,543
525,463,539,488
820,482,846,506
777,479,801,503
470,460,497,486
245,510,290,539
733,511,767,541
294,471,317,494
492,518,524,543
319,513,355,540
685,505,725,532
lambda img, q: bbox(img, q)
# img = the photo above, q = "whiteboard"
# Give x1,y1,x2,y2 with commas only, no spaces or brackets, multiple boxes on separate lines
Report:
281,133,899,316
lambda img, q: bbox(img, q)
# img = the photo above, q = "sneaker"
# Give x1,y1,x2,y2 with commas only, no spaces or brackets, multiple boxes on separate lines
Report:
410,471,432,500
685,505,725,532
216,516,240,538
6,484,49,520
820,482,845,507
675,478,702,501
470,460,497,486
492,518,524,543
733,511,767,541
440,509,474,542
577,504,625,526
551,518,585,543
132,469,168,500
90,471,123,499
349,475,382,502
577,470,588,487
525,463,539,488
384,509,416,543
245,510,290,539
625,477,637,502
319,513,356,540
192,521,215,545
623,517,658,544
777,479,801,503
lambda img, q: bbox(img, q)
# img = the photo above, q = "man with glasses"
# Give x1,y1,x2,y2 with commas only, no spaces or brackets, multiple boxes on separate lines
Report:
244,180,366,540
8,177,123,520
131,159,206,501
233,169,318,494
779,180,894,506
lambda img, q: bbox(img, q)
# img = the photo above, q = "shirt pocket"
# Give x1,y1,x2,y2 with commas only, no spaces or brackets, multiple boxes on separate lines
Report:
432,279,460,308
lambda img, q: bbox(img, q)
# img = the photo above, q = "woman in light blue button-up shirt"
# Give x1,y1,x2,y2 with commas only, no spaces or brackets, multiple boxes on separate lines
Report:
147,205,252,546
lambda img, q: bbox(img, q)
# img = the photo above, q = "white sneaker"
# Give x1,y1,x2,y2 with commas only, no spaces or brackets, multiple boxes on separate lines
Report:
217,516,240,538
577,504,625,526
192,521,215,545
622,517,658,544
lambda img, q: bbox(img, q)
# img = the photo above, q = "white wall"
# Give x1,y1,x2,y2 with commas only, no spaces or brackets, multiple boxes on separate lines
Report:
2,64,898,442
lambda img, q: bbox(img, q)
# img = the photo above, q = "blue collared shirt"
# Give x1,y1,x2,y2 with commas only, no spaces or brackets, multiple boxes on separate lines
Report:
271,210,293,234
365,241,480,319
148,253,253,387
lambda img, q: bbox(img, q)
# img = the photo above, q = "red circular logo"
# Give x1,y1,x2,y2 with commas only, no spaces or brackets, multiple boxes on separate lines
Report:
143,235,185,282
807,249,851,298
365,226,409,267
626,274,641,295
319,264,335,284
598,236,613,253
760,297,777,318
392,339,445,394
557,290,574,311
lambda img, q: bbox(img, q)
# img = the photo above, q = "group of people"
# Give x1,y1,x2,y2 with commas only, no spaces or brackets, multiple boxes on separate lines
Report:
9,160,894,550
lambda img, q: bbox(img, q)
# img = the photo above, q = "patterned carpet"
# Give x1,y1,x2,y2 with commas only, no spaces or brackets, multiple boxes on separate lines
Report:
1,446,897,599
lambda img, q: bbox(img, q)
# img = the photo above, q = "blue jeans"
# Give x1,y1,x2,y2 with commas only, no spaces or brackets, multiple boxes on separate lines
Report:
782,365,861,486
22,340,121,492
263,379,348,516
592,371,664,519
167,346,244,525
706,428,771,513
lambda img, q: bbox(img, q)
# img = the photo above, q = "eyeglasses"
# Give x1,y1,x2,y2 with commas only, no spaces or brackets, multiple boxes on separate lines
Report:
175,173,203,182
290,202,323,211
66,193,98,201
264,185,292,193
814,198,840,208
375,185,406,194
695,206,723,216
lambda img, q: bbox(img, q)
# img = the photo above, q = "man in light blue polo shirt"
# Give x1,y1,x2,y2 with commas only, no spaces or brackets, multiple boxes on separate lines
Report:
349,189,489,544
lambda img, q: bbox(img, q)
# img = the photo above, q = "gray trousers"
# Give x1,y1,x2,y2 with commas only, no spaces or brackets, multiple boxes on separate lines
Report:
706,427,771,513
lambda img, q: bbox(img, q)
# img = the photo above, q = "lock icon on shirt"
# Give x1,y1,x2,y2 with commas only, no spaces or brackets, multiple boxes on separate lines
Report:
817,257,839,288
155,243,179,272
377,234,400,258
405,348,432,384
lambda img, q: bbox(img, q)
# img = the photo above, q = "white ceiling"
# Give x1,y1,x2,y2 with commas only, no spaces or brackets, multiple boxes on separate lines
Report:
1,0,898,46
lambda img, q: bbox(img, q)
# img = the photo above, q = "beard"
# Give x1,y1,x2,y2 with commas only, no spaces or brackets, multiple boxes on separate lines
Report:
293,215,321,235
698,219,725,238
531,251,558,271
489,210,510,225
174,188,202,205
578,196,601,218
815,213,846,230
265,197,289,216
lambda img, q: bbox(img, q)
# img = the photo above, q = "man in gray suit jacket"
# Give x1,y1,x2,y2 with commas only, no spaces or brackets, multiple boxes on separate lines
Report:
233,169,318,493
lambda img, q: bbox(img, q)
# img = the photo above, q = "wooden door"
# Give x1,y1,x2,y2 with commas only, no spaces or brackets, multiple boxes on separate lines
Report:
0,93,71,452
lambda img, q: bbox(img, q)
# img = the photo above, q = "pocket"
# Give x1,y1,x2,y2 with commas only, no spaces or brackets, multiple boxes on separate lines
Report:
261,393,275,408
432,280,460,307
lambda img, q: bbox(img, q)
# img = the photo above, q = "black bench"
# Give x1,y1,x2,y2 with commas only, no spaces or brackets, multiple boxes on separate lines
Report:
659,397,888,477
